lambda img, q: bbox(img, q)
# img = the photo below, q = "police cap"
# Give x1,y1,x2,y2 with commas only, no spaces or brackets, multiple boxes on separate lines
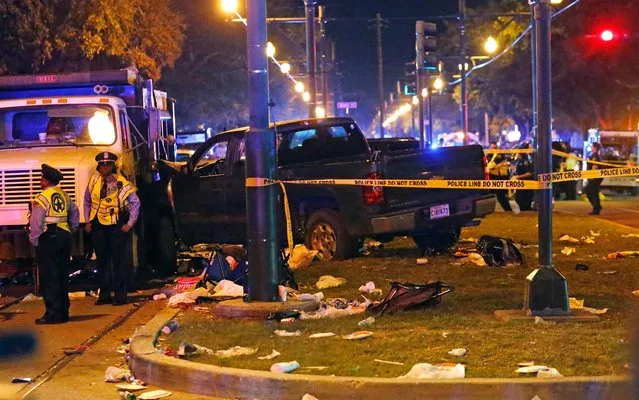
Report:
95,151,118,164
41,164,64,184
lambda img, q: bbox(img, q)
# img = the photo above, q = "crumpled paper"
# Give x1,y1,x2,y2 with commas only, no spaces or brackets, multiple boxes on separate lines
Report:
258,349,281,360
559,235,579,243
104,366,131,382
168,287,210,307
561,247,576,256
288,245,318,270
315,275,347,289
215,346,257,358
358,281,382,296
213,279,244,297
398,363,465,379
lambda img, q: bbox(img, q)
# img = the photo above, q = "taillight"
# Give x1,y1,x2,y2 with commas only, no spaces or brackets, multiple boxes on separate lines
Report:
483,155,490,180
363,172,385,205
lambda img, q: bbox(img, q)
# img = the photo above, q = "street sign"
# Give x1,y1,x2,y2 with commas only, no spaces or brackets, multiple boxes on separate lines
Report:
337,101,357,109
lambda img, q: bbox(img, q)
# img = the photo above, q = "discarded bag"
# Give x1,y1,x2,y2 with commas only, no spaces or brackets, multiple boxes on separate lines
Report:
368,281,454,316
288,245,318,270
476,235,523,267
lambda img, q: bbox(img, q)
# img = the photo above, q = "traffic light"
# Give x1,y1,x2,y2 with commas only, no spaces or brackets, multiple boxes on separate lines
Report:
403,62,416,96
416,21,438,71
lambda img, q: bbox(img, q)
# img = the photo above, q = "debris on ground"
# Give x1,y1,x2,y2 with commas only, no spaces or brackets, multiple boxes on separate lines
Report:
21,293,42,302
212,280,244,297
600,270,618,275
365,240,384,251
575,263,589,271
475,235,523,267
274,330,301,337
270,361,300,373
267,310,301,321
288,245,318,270
342,331,373,340
299,297,370,320
258,349,280,360
62,345,88,355
534,316,556,325
152,293,167,301
458,238,477,244
561,247,576,256
308,332,336,339
537,368,562,378
137,389,172,399
176,342,215,357
399,363,465,379
447,348,467,357
315,275,347,289
105,366,131,382
568,297,608,315
374,359,404,366
621,233,639,238
442,332,450,338
162,321,179,335
278,285,289,302
607,251,639,259
358,281,382,296
215,346,257,358
633,290,639,297
583,237,595,244
11,377,32,384
302,394,319,400
358,316,376,327
590,230,601,237
416,258,429,265
115,383,147,391
167,287,211,308
295,292,324,302
559,235,579,243
67,291,86,299
465,252,488,267
516,365,549,374
368,281,453,316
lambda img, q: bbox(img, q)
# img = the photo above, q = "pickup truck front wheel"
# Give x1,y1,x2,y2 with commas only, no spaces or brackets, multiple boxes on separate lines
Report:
305,209,355,261
412,226,461,255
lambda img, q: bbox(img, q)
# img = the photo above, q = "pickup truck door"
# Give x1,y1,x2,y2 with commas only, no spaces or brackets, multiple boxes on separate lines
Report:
171,136,232,245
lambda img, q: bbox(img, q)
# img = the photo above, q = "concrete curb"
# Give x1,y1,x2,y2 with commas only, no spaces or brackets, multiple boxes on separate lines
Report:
129,307,633,400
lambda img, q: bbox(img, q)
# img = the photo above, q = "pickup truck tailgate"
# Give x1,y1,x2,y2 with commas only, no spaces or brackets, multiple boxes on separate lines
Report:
380,144,487,211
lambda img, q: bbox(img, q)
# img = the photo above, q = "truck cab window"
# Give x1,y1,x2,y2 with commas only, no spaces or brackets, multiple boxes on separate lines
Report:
195,140,228,176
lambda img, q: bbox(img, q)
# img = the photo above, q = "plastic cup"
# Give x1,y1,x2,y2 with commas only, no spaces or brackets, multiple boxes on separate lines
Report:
38,132,47,142
278,285,287,302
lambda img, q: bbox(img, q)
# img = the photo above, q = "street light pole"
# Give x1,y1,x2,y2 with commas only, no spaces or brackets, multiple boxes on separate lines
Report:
376,13,385,138
459,0,469,145
245,0,279,301
524,0,569,314
416,21,426,148
304,0,317,118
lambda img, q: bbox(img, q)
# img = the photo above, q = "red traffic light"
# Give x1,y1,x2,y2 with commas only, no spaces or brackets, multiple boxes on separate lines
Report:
600,30,614,42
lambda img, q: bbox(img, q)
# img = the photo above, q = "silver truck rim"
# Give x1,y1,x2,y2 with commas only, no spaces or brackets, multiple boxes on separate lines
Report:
311,223,336,260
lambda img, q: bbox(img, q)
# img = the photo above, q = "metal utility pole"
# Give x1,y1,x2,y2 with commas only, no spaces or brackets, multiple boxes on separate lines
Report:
376,13,385,137
524,0,569,314
425,68,433,144
304,0,317,117
459,0,469,145
245,0,279,301
415,21,426,148
319,6,329,115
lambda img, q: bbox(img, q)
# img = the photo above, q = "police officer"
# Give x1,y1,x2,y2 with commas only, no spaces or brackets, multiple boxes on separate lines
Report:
487,142,513,212
29,164,79,324
513,149,534,211
84,152,140,305
585,142,603,215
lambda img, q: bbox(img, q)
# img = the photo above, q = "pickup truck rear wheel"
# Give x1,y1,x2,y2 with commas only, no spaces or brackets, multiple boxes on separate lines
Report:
412,226,462,255
305,209,354,261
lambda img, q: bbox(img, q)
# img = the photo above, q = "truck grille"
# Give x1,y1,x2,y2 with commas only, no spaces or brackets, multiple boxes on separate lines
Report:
0,168,76,205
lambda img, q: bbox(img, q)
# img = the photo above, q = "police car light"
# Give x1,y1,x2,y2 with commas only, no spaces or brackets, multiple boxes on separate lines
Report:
88,111,116,144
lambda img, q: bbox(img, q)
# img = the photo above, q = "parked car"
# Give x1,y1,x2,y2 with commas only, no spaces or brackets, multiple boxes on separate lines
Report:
163,117,495,260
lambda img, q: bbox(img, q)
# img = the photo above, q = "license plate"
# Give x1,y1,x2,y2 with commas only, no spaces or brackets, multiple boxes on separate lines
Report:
430,204,450,219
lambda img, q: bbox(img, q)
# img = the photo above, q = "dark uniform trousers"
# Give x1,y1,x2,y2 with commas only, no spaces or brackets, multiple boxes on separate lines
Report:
36,226,71,319
586,178,603,212
489,174,512,212
92,221,132,302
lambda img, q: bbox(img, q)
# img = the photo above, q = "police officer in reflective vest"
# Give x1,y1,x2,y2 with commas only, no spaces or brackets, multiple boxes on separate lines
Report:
84,152,140,305
29,164,79,324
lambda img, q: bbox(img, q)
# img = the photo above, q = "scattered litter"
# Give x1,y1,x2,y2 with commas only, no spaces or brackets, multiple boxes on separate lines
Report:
365,240,384,251
358,281,382,296
299,297,370,320
561,247,576,256
447,348,466,357
167,287,211,307
516,365,549,374
21,293,42,302
537,368,562,378
176,342,214,357
583,237,595,244
569,298,584,309
575,263,589,271
193,306,210,312
590,230,601,237
601,270,618,275
152,293,167,301
582,307,608,315
518,361,535,367
399,363,465,379
621,233,639,238
302,395,319,400
138,390,172,399
559,235,579,243
374,359,404,366
212,280,244,297
458,238,477,244
278,285,289,302
215,346,257,358
274,330,301,337
520,244,539,249
120,392,136,400
116,383,147,391
271,361,300,373
62,345,88,355
476,235,523,267
466,252,488,267
607,251,639,259
358,316,376,327
267,310,301,321
105,366,131,382
416,258,429,265
442,332,450,338
633,290,639,297
280,317,296,324
258,349,280,360
161,321,179,335
309,332,335,339
369,281,453,315
67,291,86,299
315,275,347,289
342,331,373,340
534,316,556,325
288,245,318,269
11,377,32,384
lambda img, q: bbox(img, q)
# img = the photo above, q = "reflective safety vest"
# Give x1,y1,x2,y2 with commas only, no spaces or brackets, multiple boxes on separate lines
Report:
33,186,70,232
487,153,510,176
88,173,136,226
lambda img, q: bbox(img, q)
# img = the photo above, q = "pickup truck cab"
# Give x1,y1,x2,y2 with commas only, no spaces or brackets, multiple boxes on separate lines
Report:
167,117,495,260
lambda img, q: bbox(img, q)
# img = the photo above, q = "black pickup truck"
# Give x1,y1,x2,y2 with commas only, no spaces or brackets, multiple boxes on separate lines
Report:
165,117,495,260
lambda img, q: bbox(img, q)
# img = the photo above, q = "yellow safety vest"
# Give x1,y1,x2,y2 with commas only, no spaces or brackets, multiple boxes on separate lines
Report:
88,173,136,226
33,186,70,232
488,153,510,176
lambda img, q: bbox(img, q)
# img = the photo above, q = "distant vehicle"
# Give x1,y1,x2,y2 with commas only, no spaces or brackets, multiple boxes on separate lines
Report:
368,137,420,153
584,130,639,196
163,117,496,260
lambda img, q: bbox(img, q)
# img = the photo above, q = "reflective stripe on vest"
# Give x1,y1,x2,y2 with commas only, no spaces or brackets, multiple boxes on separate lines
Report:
33,186,70,232
88,173,136,226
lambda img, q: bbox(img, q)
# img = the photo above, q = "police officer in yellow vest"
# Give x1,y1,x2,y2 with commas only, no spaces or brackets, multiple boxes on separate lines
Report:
29,164,79,324
487,142,513,212
84,152,140,306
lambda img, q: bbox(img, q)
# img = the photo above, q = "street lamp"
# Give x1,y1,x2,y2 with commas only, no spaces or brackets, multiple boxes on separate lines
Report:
421,88,428,98
221,0,238,13
302,91,311,102
279,62,291,74
294,81,305,93
411,95,418,105
484,36,498,54
315,106,326,118
266,42,276,57
433,76,444,91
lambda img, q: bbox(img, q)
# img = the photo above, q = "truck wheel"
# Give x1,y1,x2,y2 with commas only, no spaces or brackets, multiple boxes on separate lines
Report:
305,209,354,261
156,215,177,276
412,226,462,255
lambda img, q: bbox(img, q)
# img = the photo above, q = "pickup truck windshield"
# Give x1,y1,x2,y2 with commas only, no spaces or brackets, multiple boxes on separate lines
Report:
0,104,116,149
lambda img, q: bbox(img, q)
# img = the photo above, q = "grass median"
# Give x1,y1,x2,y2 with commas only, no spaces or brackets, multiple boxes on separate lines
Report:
163,212,638,378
